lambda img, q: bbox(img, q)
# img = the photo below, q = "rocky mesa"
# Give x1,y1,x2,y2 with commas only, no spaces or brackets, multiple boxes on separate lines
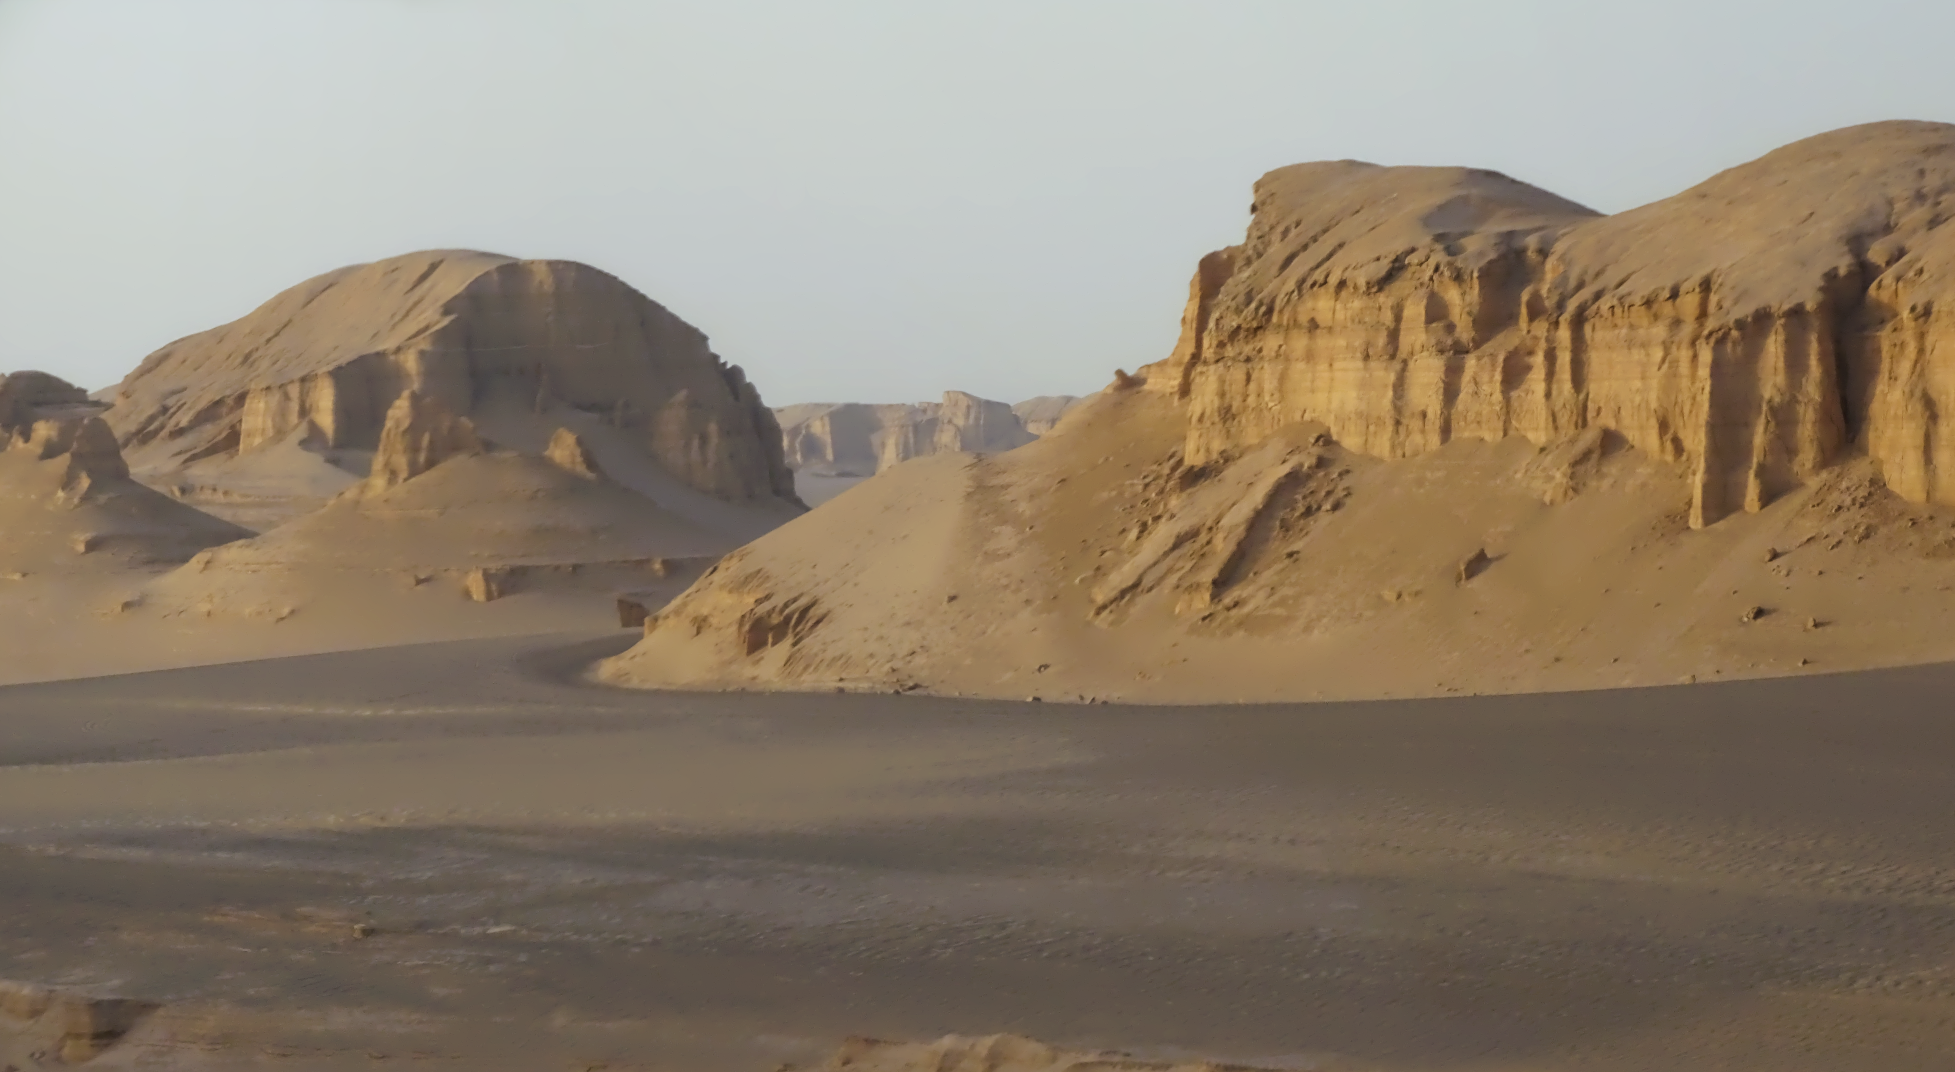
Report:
105,250,799,517
777,391,1081,478
599,121,1955,702
1160,120,1955,528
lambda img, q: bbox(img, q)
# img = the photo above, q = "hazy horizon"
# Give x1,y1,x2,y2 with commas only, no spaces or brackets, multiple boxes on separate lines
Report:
3,0,1952,406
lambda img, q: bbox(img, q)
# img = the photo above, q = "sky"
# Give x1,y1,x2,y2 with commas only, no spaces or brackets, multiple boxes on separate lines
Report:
2,1,1952,406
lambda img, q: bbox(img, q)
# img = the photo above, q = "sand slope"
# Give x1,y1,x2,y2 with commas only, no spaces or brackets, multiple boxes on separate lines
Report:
0,371,247,573
604,379,1955,702
140,389,733,624
602,122,1955,702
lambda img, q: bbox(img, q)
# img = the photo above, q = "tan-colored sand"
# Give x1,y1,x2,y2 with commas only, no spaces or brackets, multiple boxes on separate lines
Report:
602,384,1955,701
5,635,1955,1069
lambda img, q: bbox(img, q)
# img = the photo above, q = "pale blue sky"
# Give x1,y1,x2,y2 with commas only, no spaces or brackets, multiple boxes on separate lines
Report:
2,0,1951,405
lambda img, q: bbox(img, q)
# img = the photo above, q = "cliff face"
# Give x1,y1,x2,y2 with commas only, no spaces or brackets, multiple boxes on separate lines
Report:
362,391,483,496
106,251,797,503
778,402,934,476
777,391,1056,476
1010,395,1083,436
1159,121,1955,526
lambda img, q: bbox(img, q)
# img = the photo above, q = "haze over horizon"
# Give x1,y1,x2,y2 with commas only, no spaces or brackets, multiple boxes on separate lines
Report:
3,0,1952,406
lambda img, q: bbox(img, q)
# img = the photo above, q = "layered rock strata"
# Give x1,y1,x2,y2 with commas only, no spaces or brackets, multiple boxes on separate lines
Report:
106,251,796,502
1151,120,1955,526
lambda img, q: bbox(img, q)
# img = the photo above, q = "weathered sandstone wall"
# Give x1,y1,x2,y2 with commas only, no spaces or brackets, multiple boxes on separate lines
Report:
1157,121,1955,526
106,251,796,502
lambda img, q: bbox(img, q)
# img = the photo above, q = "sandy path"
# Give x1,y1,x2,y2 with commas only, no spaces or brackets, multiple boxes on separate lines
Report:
2,635,1954,1069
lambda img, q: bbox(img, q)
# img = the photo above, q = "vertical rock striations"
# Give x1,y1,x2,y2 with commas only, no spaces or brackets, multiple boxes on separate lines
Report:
1157,121,1955,526
363,391,483,496
104,251,797,503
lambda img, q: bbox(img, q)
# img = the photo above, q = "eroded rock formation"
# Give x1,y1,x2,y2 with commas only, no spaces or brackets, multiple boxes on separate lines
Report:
363,391,483,495
1149,120,1955,526
599,122,1955,703
1010,395,1083,435
0,372,247,567
777,391,1059,476
543,426,600,477
105,250,796,502
0,979,159,1064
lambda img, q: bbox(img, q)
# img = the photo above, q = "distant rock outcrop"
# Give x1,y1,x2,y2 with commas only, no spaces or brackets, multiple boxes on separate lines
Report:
776,390,1071,476
1010,395,1083,436
105,250,797,503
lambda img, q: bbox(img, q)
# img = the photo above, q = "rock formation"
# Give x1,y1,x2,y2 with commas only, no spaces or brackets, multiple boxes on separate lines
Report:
1010,395,1083,435
105,250,797,503
1151,120,1955,528
0,371,247,569
363,390,483,495
776,391,1059,476
0,979,159,1064
778,402,932,476
543,426,599,477
600,122,1955,703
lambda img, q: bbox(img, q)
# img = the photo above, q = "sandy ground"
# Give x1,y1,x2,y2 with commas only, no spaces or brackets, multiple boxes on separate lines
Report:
3,633,1955,1069
0,564,689,687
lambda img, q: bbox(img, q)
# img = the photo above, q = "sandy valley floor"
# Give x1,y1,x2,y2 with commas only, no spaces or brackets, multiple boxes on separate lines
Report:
3,632,1955,1070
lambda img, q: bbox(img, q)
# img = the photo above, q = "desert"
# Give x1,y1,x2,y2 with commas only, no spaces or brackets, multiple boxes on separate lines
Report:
8,4,1955,1066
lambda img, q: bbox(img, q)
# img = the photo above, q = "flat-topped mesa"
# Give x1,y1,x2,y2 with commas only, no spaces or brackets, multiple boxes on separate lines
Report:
105,250,797,502
934,390,1035,454
1157,120,1955,526
776,392,1050,477
776,403,926,477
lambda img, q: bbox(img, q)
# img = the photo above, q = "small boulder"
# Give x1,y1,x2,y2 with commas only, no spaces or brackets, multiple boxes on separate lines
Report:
617,593,654,629
462,567,510,603
1457,548,1493,584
